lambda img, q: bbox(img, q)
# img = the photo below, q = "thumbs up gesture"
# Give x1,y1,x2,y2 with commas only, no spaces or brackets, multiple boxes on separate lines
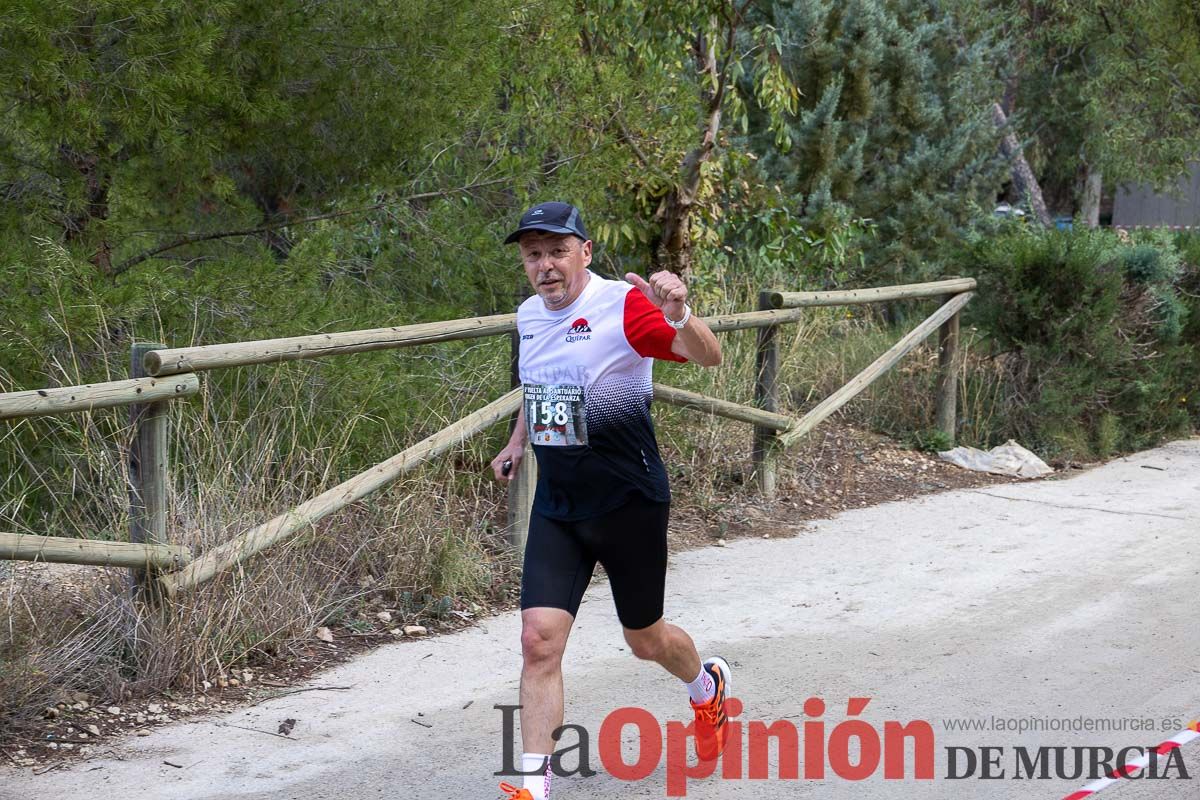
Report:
625,271,688,323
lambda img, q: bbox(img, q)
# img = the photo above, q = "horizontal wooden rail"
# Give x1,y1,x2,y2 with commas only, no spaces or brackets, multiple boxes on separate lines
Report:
0,532,192,570
131,279,976,380
769,278,976,309
146,306,811,377
159,387,523,597
778,292,974,447
653,383,797,431
145,315,518,376
705,307,808,332
0,374,200,421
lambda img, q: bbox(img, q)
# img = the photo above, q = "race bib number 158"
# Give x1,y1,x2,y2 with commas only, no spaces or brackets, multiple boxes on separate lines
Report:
525,384,587,446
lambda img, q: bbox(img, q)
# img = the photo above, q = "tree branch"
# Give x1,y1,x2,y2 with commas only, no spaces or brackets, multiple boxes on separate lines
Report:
579,21,651,169
111,177,511,275
655,0,748,273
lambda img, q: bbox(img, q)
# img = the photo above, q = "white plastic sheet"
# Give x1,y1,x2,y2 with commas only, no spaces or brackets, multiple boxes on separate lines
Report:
938,440,1053,478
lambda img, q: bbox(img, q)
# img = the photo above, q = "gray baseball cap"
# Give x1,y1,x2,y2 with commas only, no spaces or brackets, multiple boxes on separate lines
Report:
504,201,589,244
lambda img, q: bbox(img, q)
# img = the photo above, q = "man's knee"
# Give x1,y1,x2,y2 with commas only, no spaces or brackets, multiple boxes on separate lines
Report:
624,627,668,662
521,618,568,668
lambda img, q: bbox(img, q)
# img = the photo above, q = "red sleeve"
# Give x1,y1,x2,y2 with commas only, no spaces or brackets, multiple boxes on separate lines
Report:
623,287,688,362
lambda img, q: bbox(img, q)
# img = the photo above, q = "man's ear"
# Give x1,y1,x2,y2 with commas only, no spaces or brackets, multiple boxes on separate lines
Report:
581,239,593,266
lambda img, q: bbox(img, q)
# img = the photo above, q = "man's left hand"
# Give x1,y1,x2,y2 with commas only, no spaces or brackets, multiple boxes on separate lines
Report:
625,271,688,323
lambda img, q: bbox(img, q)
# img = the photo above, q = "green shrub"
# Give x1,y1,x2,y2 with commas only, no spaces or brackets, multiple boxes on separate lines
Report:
909,428,955,454
962,227,1193,459
1123,244,1175,285
1150,285,1188,343
1173,230,1200,270
1120,233,1187,341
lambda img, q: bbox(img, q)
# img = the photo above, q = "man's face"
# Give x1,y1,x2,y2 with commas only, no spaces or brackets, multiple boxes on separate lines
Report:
518,232,592,310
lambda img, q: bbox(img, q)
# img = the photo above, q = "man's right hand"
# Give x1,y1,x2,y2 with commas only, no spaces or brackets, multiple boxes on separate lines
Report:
490,442,525,482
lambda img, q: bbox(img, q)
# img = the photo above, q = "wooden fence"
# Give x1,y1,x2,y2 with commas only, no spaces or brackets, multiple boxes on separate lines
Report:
0,276,974,601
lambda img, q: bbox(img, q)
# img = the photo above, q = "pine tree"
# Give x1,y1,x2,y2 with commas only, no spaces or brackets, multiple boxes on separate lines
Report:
749,0,1006,281
0,1,506,272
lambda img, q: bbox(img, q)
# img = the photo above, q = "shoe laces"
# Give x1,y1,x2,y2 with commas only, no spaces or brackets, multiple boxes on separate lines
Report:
693,697,721,726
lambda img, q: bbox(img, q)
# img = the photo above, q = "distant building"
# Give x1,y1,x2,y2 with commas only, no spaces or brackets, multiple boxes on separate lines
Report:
1113,163,1200,229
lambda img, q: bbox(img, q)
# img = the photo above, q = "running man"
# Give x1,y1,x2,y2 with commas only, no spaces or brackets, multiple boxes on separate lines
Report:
490,202,730,800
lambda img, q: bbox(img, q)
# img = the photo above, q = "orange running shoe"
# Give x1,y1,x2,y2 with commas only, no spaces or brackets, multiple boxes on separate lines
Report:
498,783,533,799
690,656,732,761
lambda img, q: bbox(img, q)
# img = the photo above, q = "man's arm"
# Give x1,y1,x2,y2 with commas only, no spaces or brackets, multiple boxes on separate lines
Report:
625,270,722,368
668,314,721,367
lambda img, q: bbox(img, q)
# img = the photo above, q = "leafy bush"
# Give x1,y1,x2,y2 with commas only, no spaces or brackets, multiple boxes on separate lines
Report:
962,227,1193,458
1120,234,1187,341
909,427,956,454
1123,244,1176,285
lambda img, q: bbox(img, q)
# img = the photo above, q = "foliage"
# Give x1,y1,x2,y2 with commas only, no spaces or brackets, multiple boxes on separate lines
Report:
0,0,506,268
971,0,1200,214
0,240,508,529
1041,0,1200,188
1120,233,1186,341
964,227,1194,457
908,427,955,454
744,0,1007,282
567,0,807,274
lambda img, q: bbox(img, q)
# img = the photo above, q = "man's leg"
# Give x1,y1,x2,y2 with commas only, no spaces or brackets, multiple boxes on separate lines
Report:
512,511,595,798
588,495,732,761
621,619,701,680
519,607,575,754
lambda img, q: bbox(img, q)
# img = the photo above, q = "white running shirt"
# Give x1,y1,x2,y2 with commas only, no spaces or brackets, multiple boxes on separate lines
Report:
517,270,686,520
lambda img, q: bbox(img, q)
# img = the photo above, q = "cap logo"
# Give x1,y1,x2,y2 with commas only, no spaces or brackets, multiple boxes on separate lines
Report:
531,209,544,215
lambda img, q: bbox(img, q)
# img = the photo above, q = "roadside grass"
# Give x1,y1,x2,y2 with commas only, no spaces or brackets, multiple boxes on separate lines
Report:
0,309,517,736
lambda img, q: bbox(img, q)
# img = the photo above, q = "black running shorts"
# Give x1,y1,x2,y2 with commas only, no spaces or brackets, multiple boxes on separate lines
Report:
520,493,669,631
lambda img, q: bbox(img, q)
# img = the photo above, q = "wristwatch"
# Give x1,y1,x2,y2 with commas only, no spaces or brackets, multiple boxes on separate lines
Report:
665,304,692,329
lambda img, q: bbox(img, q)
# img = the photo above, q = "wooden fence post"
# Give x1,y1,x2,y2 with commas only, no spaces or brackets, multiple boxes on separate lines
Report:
129,342,169,600
934,286,962,445
506,319,535,552
752,290,780,498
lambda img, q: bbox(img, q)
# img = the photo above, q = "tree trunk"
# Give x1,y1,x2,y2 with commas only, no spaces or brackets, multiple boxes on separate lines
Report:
655,106,720,275
59,145,114,273
991,103,1052,226
655,29,724,276
655,2,748,275
1080,164,1102,228
257,193,295,259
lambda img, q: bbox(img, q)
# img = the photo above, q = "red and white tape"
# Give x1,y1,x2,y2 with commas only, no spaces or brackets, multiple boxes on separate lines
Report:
1061,720,1200,799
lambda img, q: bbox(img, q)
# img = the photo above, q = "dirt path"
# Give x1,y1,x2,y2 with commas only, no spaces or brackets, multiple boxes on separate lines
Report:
3,440,1197,800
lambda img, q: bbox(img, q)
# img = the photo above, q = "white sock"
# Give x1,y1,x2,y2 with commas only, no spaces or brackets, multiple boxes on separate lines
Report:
684,664,715,704
521,753,552,799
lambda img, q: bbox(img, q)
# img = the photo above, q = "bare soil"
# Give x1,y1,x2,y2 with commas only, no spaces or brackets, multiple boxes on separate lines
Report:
666,421,1030,550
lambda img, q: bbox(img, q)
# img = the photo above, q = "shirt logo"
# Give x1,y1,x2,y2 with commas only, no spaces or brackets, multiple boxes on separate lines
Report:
565,317,592,343
521,334,534,340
